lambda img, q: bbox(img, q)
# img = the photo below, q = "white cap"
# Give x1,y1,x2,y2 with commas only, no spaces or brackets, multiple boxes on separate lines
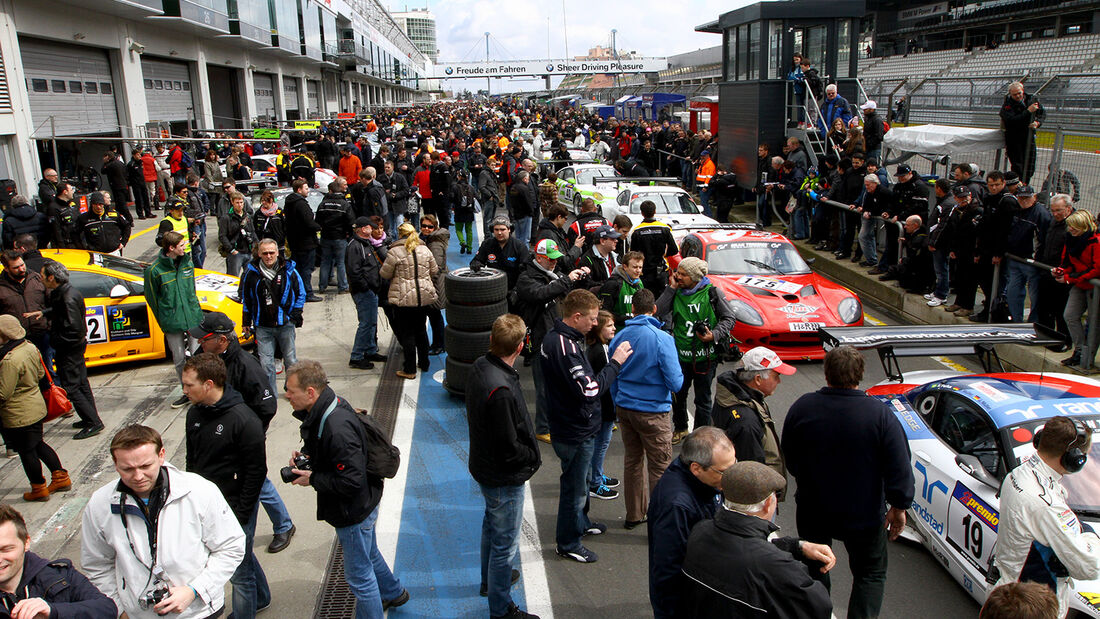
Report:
860,100,877,111
741,347,796,375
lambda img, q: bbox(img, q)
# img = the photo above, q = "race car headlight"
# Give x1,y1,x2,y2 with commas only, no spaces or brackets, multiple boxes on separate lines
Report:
729,299,764,326
838,296,862,324
593,192,605,201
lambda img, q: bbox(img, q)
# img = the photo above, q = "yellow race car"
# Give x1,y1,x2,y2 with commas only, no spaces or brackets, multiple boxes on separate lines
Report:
38,249,248,368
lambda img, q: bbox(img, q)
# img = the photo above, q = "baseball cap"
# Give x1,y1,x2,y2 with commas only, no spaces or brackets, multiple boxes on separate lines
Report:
952,184,971,198
721,461,787,505
89,192,106,206
740,346,796,375
895,164,913,176
700,150,710,157
595,225,621,240
188,311,236,339
1016,184,1036,198
1004,171,1021,186
354,216,372,228
535,238,564,260
860,100,877,111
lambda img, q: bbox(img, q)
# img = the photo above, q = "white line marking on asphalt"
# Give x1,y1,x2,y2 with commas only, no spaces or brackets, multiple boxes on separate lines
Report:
862,313,970,372
377,379,418,572
31,498,88,545
520,482,554,619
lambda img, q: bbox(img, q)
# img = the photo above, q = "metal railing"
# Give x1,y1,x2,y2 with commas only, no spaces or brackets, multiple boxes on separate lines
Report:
814,197,906,265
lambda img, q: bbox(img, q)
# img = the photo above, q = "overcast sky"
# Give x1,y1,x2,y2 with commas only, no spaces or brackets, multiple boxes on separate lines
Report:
390,0,755,93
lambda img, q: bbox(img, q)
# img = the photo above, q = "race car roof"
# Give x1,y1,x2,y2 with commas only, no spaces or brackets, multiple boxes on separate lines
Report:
920,374,1100,429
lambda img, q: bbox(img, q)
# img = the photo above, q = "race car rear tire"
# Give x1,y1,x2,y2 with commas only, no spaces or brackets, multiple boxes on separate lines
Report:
573,194,583,214
445,299,507,332
444,357,473,395
444,267,507,305
444,326,491,363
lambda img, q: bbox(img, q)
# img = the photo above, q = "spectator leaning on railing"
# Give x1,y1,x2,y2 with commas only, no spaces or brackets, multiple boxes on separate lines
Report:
1055,210,1100,368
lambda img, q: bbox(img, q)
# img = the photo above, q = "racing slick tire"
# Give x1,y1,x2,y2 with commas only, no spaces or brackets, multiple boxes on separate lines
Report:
444,357,473,395
445,267,507,306
445,299,507,332
444,326,491,363
573,194,583,214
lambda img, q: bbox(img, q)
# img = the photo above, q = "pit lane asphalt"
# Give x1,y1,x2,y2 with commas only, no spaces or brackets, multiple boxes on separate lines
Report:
6,212,981,618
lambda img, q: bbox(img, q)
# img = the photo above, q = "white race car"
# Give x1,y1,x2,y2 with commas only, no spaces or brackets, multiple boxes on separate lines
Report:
598,183,718,229
823,324,1100,618
553,163,618,214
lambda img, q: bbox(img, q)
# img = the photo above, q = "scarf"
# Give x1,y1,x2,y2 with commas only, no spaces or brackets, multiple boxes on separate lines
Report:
260,202,279,217
369,231,387,248
258,262,278,280
1066,232,1095,259
681,276,712,296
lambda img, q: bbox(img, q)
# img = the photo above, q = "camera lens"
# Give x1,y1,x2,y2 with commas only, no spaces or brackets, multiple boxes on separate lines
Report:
280,466,299,483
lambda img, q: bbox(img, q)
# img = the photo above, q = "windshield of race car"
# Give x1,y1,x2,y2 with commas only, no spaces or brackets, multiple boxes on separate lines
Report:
629,193,700,215
90,253,148,277
576,167,616,185
705,241,812,275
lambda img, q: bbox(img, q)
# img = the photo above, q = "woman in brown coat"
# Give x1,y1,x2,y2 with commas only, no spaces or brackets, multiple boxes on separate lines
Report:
380,223,439,379
0,314,69,501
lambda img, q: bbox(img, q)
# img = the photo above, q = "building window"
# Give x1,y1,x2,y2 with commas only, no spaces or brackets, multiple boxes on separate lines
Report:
737,24,749,80
154,80,163,90
1066,25,1082,34
51,80,66,93
768,20,782,80
183,81,191,91
101,83,113,94
69,81,83,93
174,81,182,90
144,79,154,89
31,79,47,92
85,82,98,94
836,19,852,79
747,21,760,80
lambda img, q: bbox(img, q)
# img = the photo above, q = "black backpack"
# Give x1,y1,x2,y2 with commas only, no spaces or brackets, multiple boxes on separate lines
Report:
317,397,401,479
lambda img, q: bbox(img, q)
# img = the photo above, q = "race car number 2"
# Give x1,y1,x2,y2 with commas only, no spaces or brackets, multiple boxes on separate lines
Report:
84,306,109,344
734,276,801,294
946,482,998,574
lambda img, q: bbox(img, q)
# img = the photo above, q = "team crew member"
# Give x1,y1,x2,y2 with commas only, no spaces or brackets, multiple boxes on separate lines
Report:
695,150,716,217
77,192,131,255
598,251,645,327
577,226,620,284
996,416,1100,618
81,425,246,619
657,257,736,442
471,216,531,290
629,201,678,296
159,184,193,254
144,230,204,408
566,199,608,252
46,182,79,249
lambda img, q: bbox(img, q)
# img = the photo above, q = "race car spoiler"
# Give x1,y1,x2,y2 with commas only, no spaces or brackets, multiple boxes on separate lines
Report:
819,323,1066,381
592,176,681,184
669,222,762,232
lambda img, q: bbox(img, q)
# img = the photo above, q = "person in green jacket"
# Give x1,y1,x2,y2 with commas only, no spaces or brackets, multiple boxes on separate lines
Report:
144,229,204,408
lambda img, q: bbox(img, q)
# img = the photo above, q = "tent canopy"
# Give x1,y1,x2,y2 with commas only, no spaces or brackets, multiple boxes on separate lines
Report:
882,124,1004,156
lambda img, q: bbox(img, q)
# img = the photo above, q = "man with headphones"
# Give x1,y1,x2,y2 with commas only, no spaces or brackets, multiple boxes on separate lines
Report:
996,415,1100,618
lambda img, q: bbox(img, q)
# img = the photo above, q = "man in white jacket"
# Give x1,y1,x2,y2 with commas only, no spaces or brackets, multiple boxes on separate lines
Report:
81,425,245,619
996,415,1100,618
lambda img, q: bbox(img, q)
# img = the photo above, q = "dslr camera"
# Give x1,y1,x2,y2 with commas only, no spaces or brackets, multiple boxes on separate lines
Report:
280,453,311,483
138,580,170,610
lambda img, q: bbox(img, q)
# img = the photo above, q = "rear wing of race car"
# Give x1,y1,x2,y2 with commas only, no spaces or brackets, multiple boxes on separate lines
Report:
593,176,681,185
819,324,1066,381
669,222,763,233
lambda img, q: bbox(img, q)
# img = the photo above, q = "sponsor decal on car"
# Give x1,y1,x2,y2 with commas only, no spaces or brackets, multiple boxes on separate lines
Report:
195,273,239,294
787,322,824,332
734,276,802,294
971,381,1011,403
107,303,152,341
779,303,820,317
947,482,997,574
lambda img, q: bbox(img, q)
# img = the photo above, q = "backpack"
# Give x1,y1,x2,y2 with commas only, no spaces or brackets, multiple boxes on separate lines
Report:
805,70,824,100
317,397,401,479
179,148,194,169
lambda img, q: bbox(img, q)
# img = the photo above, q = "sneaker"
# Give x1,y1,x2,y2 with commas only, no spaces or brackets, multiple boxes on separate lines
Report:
584,522,607,536
556,546,599,563
74,424,105,440
926,297,946,307
491,604,540,619
170,395,190,408
348,359,375,370
366,353,389,362
275,360,284,375
943,304,961,312
953,308,973,317
923,292,937,300
382,589,409,610
480,568,521,596
536,433,551,444
589,485,619,500
601,475,619,489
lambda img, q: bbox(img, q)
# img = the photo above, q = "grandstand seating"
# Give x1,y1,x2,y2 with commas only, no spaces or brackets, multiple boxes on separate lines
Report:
941,33,1100,77
857,48,970,80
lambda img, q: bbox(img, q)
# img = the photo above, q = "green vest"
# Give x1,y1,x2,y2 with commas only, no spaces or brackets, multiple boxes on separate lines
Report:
671,284,717,363
613,277,644,322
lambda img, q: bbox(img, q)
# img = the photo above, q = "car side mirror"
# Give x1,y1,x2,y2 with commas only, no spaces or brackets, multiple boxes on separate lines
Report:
956,454,998,489
805,257,817,265
109,283,130,299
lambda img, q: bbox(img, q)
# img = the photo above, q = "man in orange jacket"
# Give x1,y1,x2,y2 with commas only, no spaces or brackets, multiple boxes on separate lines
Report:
695,150,716,217
338,148,363,183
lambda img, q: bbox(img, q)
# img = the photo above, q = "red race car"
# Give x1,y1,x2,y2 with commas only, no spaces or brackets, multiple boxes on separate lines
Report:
672,225,863,360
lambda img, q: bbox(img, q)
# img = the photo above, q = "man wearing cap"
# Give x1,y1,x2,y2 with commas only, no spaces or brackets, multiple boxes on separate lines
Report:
77,191,131,255
1,195,47,250
190,312,296,555
566,198,609,254
657,257,736,443
647,427,736,619
782,345,914,619
711,347,794,490
678,462,835,619
345,216,388,371
577,225,620,285
940,185,984,317
694,151,716,217
471,216,531,291
1004,184,1051,322
860,101,885,163
159,183,193,254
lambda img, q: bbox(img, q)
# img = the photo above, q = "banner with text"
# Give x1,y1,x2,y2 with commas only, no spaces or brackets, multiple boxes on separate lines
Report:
430,58,668,79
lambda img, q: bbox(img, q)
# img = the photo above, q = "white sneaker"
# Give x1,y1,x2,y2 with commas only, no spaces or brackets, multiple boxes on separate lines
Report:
275,359,285,374
923,292,936,300
926,297,946,307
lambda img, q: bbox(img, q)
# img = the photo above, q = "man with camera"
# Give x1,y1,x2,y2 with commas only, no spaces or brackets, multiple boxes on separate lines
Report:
996,416,1100,618
81,425,245,619
283,360,409,617
656,257,736,444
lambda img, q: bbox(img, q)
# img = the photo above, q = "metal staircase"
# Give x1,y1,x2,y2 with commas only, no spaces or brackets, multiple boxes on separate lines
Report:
784,80,828,166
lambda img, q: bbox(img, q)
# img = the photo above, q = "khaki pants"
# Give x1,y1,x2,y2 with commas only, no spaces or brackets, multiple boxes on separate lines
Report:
616,406,673,522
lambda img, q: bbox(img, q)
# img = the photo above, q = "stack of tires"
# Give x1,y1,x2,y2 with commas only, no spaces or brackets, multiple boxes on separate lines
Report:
443,267,508,395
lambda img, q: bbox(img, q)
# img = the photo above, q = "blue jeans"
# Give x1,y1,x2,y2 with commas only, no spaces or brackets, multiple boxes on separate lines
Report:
319,238,349,292
255,324,297,393
478,483,525,617
334,507,404,619
756,193,771,227
672,361,716,432
589,420,615,489
932,248,951,300
230,504,271,619
698,187,712,217
192,220,207,269
291,249,316,296
532,353,549,435
552,436,595,551
1006,260,1042,322
514,217,531,245
385,212,400,240
791,204,810,239
227,252,249,278
858,217,878,264
351,290,380,360
259,477,293,534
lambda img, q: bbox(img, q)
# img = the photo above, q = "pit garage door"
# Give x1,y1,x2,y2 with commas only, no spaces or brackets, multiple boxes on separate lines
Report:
141,57,194,125
306,80,320,116
283,78,299,114
20,37,119,136
253,72,276,119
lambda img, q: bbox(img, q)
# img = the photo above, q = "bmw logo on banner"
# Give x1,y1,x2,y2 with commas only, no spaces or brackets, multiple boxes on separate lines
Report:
546,64,554,72
445,67,453,75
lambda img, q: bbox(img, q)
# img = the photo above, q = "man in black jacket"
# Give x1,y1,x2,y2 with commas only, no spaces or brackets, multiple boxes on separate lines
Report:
542,290,632,564
127,148,152,219
508,170,536,242
45,182,79,249
182,353,269,619
1000,82,1045,184
1034,194,1074,340
0,504,117,617
534,205,584,269
565,198,608,253
345,217,388,370
781,345,914,619
36,260,103,439
285,360,409,615
77,192,131,255
2,195,47,250
378,161,409,235
678,462,834,619
284,179,323,302
629,201,678,296
471,216,531,290
315,180,355,295
466,315,541,619
101,150,133,225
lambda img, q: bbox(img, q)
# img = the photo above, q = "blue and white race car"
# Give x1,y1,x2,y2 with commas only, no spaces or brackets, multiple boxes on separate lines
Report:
823,324,1100,617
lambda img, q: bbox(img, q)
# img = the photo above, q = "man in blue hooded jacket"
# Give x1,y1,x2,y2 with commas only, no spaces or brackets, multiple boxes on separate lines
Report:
610,289,683,530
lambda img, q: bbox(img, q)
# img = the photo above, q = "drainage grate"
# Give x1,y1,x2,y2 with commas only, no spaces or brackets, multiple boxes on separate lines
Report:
313,335,404,618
